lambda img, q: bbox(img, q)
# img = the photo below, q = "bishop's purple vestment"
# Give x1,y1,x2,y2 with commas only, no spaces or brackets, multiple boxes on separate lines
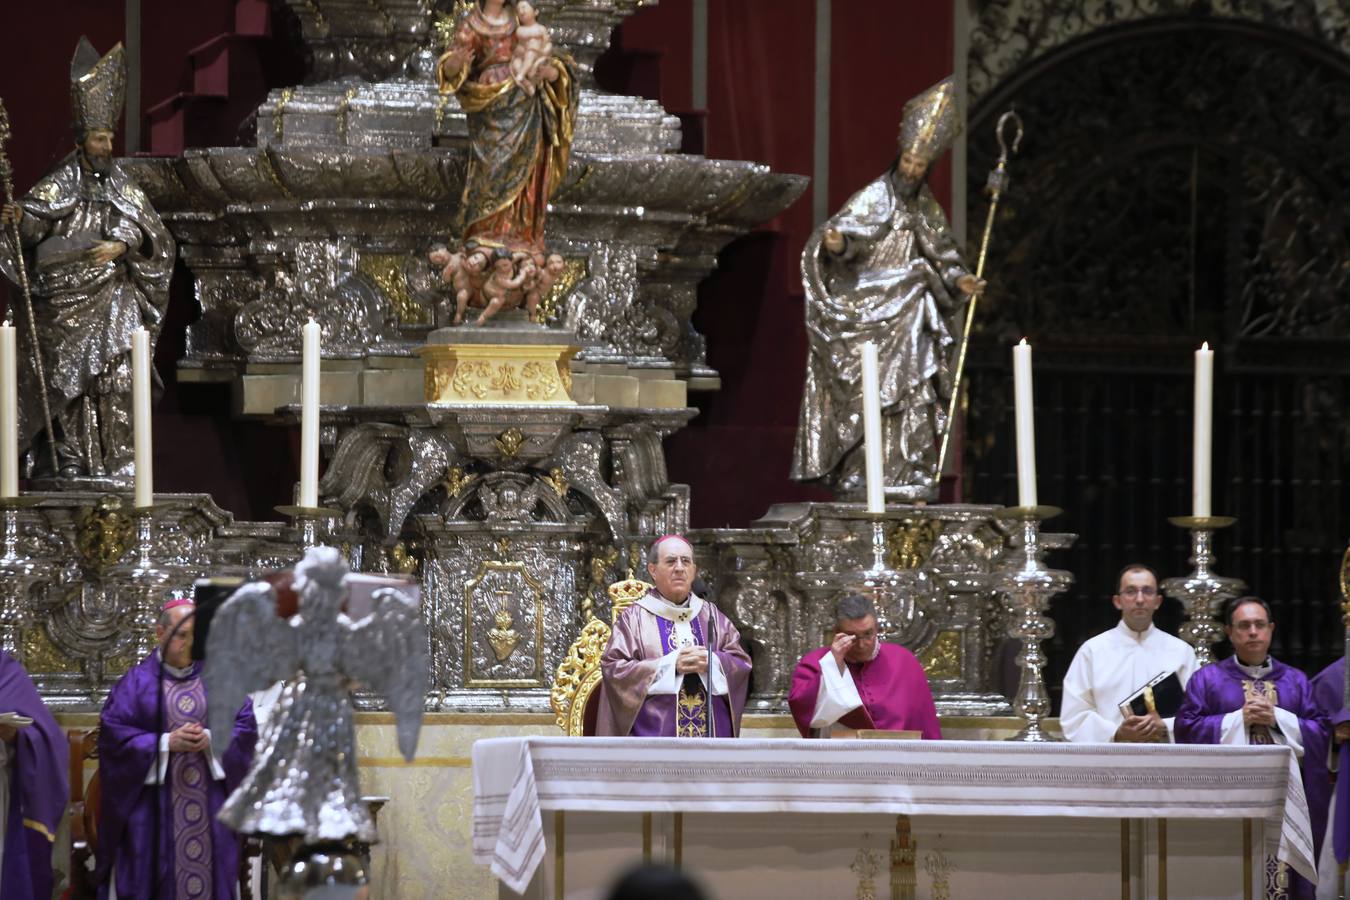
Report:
1311,657,1349,870
788,642,942,739
96,650,257,899
0,650,68,900
1176,656,1329,893
597,592,751,737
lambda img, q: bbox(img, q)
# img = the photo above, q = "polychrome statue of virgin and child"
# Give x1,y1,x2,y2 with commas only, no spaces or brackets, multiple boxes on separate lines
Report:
431,0,579,326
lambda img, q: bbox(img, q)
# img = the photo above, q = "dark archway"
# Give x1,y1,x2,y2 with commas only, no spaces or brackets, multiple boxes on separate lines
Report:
961,17,1350,704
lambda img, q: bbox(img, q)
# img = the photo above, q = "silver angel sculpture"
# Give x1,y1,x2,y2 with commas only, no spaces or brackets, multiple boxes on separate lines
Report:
203,546,427,843
791,77,983,502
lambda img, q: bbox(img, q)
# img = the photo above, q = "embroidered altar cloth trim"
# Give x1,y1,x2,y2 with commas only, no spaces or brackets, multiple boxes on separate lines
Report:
471,736,1313,894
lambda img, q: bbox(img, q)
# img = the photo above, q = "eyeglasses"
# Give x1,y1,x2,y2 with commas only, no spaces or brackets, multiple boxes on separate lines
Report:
1119,586,1158,598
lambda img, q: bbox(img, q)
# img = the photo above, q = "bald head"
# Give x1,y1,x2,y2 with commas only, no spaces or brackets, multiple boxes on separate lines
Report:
156,604,194,668
647,536,696,604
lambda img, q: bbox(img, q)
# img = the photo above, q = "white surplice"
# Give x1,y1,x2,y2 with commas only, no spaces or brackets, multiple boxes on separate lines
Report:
1061,620,1198,743
808,641,881,735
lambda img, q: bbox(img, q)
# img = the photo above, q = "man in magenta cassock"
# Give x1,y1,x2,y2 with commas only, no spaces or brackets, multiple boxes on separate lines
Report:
597,535,751,737
96,599,258,899
1176,596,1328,895
788,593,941,739
1310,656,1350,896
0,649,68,900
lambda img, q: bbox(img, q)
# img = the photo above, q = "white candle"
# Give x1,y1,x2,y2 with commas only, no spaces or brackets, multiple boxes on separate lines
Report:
1012,338,1037,508
0,324,17,498
860,342,885,514
1192,342,1214,518
132,327,153,508
299,318,321,509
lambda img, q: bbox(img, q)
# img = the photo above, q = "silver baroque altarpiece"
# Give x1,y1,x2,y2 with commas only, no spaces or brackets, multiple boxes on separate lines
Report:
5,0,1078,716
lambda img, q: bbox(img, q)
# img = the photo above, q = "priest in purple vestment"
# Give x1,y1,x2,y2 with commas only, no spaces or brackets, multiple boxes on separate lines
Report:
1310,657,1350,897
1175,596,1328,894
96,598,258,900
597,536,751,737
788,593,941,739
0,650,68,900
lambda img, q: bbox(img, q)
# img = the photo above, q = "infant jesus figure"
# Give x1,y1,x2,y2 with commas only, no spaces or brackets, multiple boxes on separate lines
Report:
510,1,553,97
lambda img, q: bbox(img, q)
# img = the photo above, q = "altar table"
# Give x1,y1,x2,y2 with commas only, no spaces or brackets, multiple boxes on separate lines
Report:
472,737,1316,899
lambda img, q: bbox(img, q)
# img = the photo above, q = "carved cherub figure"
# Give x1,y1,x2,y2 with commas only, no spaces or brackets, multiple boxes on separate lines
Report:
477,250,529,325
453,247,492,325
427,244,458,282
523,252,565,323
510,1,553,97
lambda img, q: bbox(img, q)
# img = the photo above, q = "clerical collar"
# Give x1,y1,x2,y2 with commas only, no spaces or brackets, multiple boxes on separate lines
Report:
1235,657,1273,679
1115,619,1155,642
848,641,882,665
636,591,704,625
156,650,196,679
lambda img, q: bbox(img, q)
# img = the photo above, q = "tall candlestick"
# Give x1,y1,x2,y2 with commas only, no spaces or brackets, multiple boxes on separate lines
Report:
132,327,153,508
300,318,321,509
1192,342,1214,518
0,323,16,498
860,341,885,514
1012,339,1037,508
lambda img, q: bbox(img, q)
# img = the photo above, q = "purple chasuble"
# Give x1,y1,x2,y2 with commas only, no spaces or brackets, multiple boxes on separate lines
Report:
597,593,752,738
1177,656,1329,899
96,650,258,900
788,642,942,739
0,650,69,900
1311,658,1350,866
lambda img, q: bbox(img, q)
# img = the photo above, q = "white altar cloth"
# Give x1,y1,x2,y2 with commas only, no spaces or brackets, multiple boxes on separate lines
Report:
471,736,1314,894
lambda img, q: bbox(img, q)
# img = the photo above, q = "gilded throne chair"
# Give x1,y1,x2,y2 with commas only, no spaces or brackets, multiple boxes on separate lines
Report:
549,575,651,735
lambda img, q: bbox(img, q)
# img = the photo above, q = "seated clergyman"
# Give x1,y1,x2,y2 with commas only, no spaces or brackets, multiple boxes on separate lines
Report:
596,535,752,737
1060,564,1197,743
787,594,941,739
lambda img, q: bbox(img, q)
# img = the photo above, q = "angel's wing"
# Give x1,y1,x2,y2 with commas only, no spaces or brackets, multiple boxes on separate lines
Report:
339,587,428,761
202,581,301,745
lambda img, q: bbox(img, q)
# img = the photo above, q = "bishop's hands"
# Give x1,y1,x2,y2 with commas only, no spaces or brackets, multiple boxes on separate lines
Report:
1115,712,1166,743
829,632,856,674
169,722,211,754
675,646,709,676
1242,695,1277,729
822,228,845,255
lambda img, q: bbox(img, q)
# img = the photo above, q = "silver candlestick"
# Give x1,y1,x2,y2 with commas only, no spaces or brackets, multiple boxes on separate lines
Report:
276,505,341,550
114,505,175,659
994,506,1072,742
1160,516,1244,667
857,516,900,638
855,514,934,647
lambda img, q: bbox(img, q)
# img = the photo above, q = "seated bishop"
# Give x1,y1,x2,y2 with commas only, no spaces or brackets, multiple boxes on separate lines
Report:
597,535,751,737
788,594,941,739
0,649,68,900
1176,596,1328,893
1060,564,1198,743
96,598,258,899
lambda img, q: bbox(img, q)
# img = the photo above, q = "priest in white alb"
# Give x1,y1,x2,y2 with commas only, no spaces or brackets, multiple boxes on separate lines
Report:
1060,564,1197,743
